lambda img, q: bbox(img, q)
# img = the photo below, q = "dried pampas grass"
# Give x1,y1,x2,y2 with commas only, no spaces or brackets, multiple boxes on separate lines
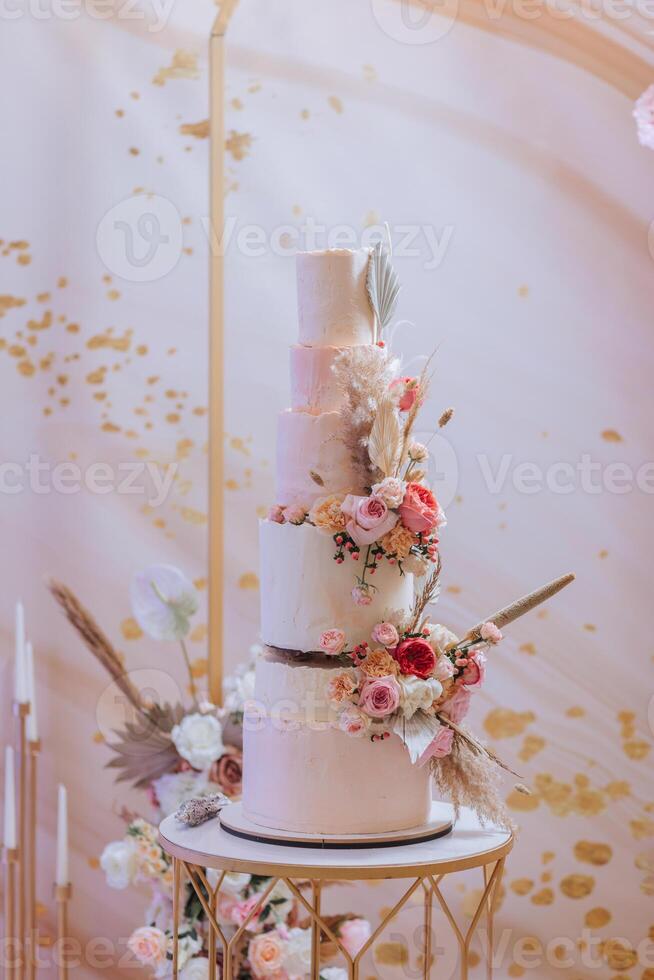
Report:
432,733,515,831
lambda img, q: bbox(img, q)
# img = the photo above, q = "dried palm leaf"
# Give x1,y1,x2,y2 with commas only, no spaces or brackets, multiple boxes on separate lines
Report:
367,398,403,479
366,242,401,342
106,721,179,789
459,572,575,646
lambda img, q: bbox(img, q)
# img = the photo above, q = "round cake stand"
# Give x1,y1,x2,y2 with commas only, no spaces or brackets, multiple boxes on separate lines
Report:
159,807,513,980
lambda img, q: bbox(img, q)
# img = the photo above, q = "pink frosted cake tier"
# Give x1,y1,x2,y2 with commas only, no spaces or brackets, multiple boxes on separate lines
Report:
296,249,374,347
275,409,363,507
242,656,432,835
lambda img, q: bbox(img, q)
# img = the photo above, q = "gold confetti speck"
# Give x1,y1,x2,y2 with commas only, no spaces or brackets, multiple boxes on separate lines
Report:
375,943,408,966
601,429,622,442
585,907,611,928
153,50,199,86
226,131,252,161
560,874,594,899
484,708,535,740
120,617,143,641
238,572,259,591
180,119,209,139
328,95,344,113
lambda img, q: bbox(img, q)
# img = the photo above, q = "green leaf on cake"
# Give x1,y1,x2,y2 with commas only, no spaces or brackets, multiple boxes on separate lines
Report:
366,241,401,341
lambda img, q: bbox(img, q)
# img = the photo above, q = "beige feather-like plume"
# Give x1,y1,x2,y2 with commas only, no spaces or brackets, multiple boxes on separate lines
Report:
367,398,403,479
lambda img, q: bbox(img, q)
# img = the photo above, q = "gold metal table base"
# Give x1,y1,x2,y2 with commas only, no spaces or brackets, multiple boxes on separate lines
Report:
170,854,507,979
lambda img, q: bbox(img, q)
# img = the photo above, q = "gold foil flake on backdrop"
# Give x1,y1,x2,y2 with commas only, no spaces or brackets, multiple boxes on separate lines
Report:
301,109,310,121
530,887,554,905
623,740,651,761
601,429,623,442
229,436,251,456
542,851,555,863
574,841,612,866
631,818,654,839
176,439,194,459
27,311,52,331
566,706,586,718
101,422,121,433
9,344,26,357
189,624,207,643
120,618,143,641
484,708,535,739
194,578,207,591
36,292,50,302
598,549,608,558
152,50,200,87
92,731,105,744
57,277,67,288
583,623,597,632
585,907,611,928
510,879,534,896
129,148,140,157
231,98,244,110
560,874,595,899
107,289,121,301
17,360,36,377
179,507,207,525
166,413,181,424
518,735,545,762
519,642,536,655
226,131,252,161
445,584,461,594
328,95,344,113
180,120,209,139
238,572,259,590
87,856,100,870
506,787,540,812
600,940,638,971
508,772,612,817
190,658,208,679
87,329,132,352
0,295,26,317
518,285,529,298
374,943,408,966
363,64,377,82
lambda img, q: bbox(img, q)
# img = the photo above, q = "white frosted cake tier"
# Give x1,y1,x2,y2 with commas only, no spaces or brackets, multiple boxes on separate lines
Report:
275,410,362,506
260,520,414,651
243,657,431,835
289,345,345,414
296,249,374,347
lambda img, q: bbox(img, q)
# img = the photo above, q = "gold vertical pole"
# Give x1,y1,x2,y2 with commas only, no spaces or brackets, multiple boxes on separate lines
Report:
422,880,432,979
4,848,18,979
172,859,181,979
311,880,322,980
208,1,240,707
15,702,29,980
53,884,71,980
26,742,40,980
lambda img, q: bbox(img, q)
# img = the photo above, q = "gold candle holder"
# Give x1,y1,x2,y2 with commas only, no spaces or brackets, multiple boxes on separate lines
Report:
26,741,40,980
14,701,30,980
4,846,19,980
53,884,72,980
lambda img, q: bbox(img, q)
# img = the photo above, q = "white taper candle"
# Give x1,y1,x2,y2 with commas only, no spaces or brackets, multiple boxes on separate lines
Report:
3,746,16,849
56,784,68,886
25,640,38,742
14,601,26,703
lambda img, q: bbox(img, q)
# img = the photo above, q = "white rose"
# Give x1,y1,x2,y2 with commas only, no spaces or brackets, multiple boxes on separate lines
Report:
173,933,204,976
100,839,138,890
402,554,429,577
207,870,251,896
180,958,211,980
427,623,459,656
282,927,313,976
264,880,294,924
321,970,348,980
371,477,406,509
171,714,225,770
130,564,199,641
145,890,174,933
399,676,443,719
152,770,210,817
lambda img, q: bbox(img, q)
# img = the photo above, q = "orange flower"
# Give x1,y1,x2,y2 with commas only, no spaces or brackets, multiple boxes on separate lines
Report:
327,671,358,703
360,648,399,678
309,494,347,534
381,523,416,559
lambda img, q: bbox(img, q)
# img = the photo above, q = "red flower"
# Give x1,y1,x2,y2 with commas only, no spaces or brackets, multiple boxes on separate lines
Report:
399,483,440,535
394,638,436,679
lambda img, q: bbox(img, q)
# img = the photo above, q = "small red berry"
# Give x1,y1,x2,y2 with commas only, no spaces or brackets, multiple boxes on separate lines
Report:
351,552,359,561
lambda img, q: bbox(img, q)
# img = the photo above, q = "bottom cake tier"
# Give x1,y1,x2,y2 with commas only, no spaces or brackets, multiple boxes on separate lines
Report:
242,651,433,836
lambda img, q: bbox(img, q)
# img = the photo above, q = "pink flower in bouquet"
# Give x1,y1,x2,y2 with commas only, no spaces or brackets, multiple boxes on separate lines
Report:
248,931,286,977
371,476,406,509
480,621,503,644
340,918,372,957
390,376,420,412
341,494,398,547
268,504,285,524
211,750,243,798
371,622,399,648
351,586,373,606
231,894,263,929
433,655,455,682
394,637,436,680
398,483,440,535
419,726,454,764
319,628,346,655
634,84,654,149
337,704,371,736
127,926,167,967
282,504,306,526
440,686,471,724
461,651,486,689
359,675,401,718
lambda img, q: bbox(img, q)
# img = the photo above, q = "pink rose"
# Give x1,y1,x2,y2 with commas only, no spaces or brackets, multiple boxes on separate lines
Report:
268,505,285,524
390,376,420,412
480,622,503,644
340,918,372,957
440,686,471,724
398,483,440,535
282,504,306,525
319,628,346,655
231,894,262,929
351,586,373,606
341,494,398,547
433,655,455,682
127,927,167,967
248,931,286,977
371,622,399,648
461,651,486,689
419,726,454,764
337,704,371,737
634,84,654,150
358,675,401,719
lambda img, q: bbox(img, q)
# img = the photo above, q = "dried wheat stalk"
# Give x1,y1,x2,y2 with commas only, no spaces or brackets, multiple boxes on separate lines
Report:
459,572,575,645
407,557,442,633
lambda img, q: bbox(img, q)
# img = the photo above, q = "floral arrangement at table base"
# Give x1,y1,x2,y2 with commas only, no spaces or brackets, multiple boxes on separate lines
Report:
50,569,370,980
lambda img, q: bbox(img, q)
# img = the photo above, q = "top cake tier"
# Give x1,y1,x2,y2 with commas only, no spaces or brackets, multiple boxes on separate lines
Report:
296,248,374,347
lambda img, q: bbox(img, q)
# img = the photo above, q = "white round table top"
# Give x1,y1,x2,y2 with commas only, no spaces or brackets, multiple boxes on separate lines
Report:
158,806,513,881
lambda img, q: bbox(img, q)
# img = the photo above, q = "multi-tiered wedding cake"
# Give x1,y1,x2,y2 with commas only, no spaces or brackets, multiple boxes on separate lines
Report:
240,246,571,839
